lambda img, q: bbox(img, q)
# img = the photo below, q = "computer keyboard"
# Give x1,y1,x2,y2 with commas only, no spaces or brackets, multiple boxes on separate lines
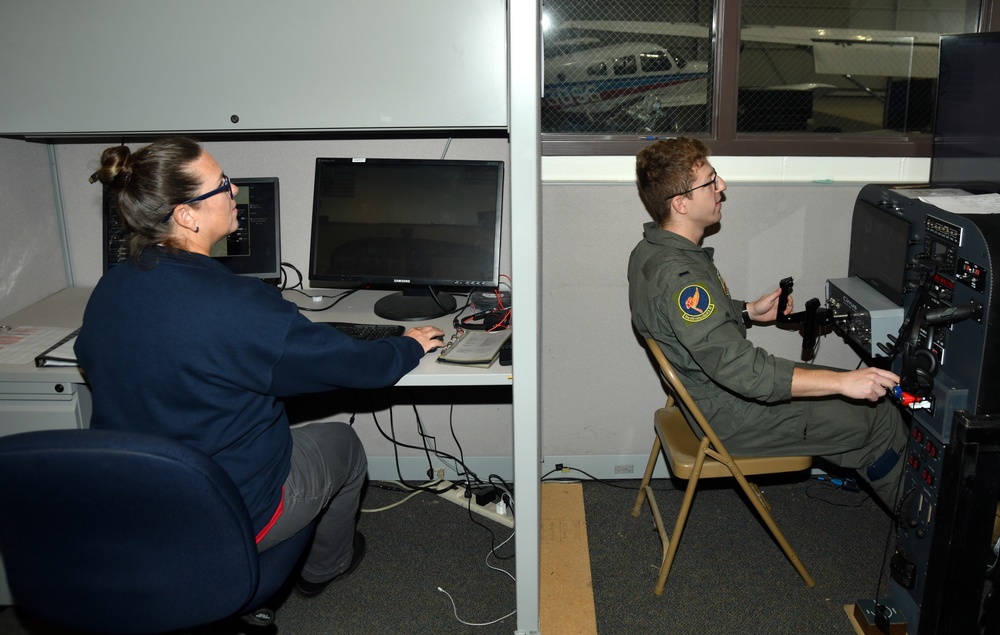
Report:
325,322,406,341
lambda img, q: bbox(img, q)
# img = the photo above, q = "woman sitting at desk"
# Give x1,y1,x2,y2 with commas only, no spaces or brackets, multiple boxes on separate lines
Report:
76,137,444,598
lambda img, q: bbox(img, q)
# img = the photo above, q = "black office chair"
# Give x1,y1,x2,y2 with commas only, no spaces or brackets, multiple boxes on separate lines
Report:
0,428,314,634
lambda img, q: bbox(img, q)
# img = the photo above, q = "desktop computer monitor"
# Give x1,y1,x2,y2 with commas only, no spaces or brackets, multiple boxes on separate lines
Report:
103,176,282,279
308,157,504,321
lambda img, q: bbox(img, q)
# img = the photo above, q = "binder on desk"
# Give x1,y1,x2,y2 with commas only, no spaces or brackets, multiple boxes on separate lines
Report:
34,328,81,367
436,329,511,369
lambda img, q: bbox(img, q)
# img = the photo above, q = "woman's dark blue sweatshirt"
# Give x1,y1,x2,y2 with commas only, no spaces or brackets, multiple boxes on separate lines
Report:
75,249,424,534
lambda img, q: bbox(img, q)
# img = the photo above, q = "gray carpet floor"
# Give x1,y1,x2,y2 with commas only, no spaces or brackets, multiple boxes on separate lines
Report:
0,475,892,634
586,475,892,635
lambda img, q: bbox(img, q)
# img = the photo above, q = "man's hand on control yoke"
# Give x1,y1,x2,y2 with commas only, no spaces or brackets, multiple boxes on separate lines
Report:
747,287,791,322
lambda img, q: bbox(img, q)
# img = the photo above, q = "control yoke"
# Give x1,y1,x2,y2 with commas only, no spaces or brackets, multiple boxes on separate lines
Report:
776,277,835,355
778,271,982,375
777,277,983,360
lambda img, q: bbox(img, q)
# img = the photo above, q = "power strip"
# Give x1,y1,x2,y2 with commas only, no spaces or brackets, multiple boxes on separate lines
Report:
436,480,514,528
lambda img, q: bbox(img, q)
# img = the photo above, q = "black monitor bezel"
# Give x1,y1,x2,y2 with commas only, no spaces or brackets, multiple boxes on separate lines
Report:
307,157,505,293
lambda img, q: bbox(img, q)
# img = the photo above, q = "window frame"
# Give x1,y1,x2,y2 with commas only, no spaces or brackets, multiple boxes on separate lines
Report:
541,0,1000,157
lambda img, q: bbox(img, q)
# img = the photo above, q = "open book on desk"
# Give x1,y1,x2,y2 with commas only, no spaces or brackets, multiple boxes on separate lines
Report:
436,329,511,369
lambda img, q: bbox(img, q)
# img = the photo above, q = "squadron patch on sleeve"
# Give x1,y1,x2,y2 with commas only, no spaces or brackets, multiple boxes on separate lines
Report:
677,284,715,322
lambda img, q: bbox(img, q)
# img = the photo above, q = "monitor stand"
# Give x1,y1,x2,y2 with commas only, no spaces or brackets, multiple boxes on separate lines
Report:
373,288,456,321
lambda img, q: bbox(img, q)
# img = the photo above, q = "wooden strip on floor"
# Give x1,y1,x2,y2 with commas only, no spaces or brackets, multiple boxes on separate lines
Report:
539,482,598,635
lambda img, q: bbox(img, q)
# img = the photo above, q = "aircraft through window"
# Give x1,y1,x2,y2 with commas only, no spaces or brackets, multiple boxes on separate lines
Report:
540,0,989,157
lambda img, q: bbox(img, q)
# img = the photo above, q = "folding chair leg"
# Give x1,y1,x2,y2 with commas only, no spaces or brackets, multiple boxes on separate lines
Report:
749,482,772,512
633,436,661,517
642,486,668,568
735,474,815,587
654,465,703,595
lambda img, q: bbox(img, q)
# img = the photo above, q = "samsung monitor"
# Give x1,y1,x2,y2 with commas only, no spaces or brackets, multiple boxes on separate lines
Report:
103,177,282,279
929,32,1000,192
308,157,504,321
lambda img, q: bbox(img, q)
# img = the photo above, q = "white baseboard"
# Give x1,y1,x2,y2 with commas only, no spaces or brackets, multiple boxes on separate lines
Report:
539,455,826,480
366,454,671,483
540,454,669,480
367,455,515,483
368,454,826,484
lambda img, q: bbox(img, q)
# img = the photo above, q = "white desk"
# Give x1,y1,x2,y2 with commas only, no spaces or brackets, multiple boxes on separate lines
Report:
0,285,512,447
2,285,516,430
0,288,92,438
0,286,511,391
281,288,512,387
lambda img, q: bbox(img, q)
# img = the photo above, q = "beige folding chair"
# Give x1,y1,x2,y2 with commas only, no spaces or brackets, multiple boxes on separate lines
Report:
633,338,815,595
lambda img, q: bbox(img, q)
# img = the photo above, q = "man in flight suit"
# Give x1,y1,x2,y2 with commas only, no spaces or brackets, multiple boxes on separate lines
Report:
627,138,907,511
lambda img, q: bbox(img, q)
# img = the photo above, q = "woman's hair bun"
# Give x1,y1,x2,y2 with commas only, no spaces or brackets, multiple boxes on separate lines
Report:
89,144,133,189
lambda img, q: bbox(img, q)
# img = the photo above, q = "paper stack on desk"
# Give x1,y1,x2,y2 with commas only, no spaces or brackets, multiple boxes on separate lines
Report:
0,325,76,366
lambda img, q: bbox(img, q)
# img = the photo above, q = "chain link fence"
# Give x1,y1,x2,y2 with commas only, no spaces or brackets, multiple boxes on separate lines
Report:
542,0,978,137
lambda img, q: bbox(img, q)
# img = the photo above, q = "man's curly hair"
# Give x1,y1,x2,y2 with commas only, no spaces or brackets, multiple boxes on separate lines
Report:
635,138,711,227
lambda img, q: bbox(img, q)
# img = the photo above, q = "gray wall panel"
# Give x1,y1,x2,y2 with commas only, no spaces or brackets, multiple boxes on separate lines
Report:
0,0,508,135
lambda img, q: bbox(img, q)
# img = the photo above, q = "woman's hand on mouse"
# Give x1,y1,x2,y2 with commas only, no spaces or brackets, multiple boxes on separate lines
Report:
404,326,446,353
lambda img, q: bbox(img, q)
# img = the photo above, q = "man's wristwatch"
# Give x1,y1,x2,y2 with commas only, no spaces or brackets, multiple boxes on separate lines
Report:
741,303,753,328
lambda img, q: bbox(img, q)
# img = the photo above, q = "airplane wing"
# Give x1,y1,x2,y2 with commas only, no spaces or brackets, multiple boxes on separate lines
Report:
555,21,941,78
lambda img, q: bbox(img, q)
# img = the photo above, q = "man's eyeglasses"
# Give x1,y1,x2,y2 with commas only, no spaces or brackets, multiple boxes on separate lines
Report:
160,175,233,224
668,172,721,199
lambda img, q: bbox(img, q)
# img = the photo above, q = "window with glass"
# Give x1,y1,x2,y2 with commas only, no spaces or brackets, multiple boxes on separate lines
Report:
541,0,989,156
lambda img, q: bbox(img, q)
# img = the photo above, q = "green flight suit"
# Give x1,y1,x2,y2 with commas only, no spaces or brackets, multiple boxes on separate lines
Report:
628,222,906,508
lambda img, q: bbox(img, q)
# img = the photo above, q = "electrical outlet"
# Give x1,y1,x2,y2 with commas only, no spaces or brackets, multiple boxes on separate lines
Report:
436,481,514,528
614,464,634,474
433,467,446,481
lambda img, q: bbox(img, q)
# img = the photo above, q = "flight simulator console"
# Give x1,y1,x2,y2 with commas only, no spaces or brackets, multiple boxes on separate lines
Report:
824,183,1000,634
